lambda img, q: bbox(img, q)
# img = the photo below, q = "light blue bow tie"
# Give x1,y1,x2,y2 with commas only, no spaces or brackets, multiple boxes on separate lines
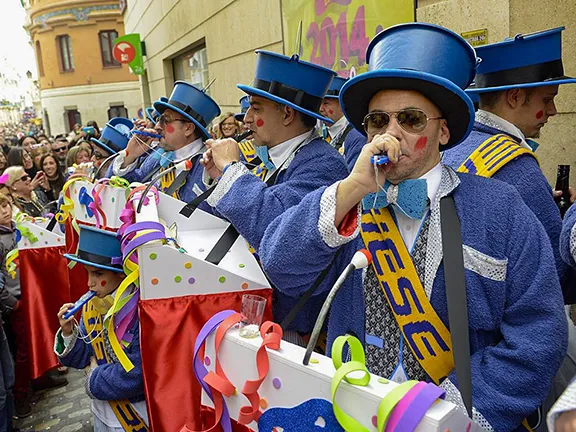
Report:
362,179,429,219
526,139,539,152
153,148,176,168
255,145,276,170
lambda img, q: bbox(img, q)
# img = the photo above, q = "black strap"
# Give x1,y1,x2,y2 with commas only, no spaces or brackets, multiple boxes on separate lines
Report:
253,78,323,114
179,184,217,217
474,59,565,89
167,99,207,127
440,195,472,417
332,124,354,151
46,215,57,232
165,169,189,197
280,249,342,330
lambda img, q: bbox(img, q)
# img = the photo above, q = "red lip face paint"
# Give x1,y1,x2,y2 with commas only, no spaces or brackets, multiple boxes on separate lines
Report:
165,124,175,134
256,119,264,128
415,136,428,151
100,280,107,287
536,110,544,120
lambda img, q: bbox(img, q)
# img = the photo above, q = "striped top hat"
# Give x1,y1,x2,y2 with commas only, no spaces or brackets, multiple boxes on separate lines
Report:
238,51,337,124
154,82,221,140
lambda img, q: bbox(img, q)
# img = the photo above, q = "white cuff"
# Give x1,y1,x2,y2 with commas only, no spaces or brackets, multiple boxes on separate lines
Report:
202,167,216,189
570,221,576,263
54,326,79,358
112,150,139,176
548,379,576,431
440,378,494,431
206,163,250,207
318,181,361,248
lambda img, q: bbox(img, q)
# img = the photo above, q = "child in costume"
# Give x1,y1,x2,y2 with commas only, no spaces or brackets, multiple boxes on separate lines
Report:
54,226,148,431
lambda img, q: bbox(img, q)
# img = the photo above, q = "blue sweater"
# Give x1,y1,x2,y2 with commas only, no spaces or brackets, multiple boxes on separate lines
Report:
561,204,576,268
342,127,366,170
207,137,350,333
259,169,567,431
107,152,206,203
56,317,144,403
443,122,575,303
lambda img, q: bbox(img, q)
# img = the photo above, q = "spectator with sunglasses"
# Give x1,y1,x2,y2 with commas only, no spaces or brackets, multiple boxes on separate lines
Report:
51,137,69,174
4,166,55,217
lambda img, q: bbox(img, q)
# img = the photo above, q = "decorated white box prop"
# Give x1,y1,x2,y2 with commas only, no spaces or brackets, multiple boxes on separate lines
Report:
202,329,484,431
69,180,127,229
134,191,270,300
17,220,65,250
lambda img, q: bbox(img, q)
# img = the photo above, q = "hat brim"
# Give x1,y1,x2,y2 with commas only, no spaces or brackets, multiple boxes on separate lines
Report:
237,84,334,125
153,101,211,140
467,77,576,93
339,70,474,150
323,95,340,100
90,138,115,156
234,113,245,122
145,107,157,124
64,254,124,273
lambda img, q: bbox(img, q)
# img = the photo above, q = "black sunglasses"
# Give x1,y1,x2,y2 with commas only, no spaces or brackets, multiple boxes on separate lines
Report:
362,109,444,135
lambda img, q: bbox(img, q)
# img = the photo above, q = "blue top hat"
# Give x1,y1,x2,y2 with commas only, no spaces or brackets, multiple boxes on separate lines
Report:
340,23,478,149
154,82,221,140
146,97,168,124
64,225,123,273
90,117,134,155
468,27,576,93
324,76,348,99
234,96,250,122
238,51,337,124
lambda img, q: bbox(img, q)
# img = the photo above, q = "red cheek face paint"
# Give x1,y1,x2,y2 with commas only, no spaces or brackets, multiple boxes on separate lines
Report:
415,136,428,151
165,124,175,134
100,280,107,287
256,119,264,128
536,110,544,120
328,109,334,115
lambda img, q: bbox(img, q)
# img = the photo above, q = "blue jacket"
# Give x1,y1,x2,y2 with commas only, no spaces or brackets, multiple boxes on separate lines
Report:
342,127,366,170
56,316,144,403
204,136,350,333
259,167,567,431
107,152,206,203
443,121,575,303
561,204,576,268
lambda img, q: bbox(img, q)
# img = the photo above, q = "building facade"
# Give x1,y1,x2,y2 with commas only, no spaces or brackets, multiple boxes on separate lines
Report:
25,0,140,135
124,0,575,183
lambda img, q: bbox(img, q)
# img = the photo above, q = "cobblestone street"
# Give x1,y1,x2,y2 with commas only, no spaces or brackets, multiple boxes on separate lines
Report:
15,368,93,432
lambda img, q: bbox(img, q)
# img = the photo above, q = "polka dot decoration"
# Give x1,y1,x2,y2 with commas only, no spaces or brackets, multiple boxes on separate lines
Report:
378,378,389,384
238,263,245,268
372,416,378,427
188,277,196,284
149,253,157,260
199,248,205,252
204,356,211,366
219,276,226,283
184,262,192,269
241,283,249,290
272,378,282,389
309,358,319,364
151,278,159,285
39,232,43,236
260,398,268,409
111,197,115,203
174,276,182,283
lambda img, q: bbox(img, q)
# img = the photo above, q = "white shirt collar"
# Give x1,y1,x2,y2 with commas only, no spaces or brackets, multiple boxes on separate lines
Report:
421,162,443,210
475,110,533,151
268,130,313,169
328,116,348,140
173,137,204,162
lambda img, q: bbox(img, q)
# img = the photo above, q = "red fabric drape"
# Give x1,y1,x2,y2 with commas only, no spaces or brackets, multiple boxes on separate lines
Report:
19,246,72,379
139,289,273,432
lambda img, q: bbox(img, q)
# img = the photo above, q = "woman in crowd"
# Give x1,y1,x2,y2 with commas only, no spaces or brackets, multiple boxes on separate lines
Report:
4,166,55,217
17,136,38,155
65,144,91,170
30,146,50,170
0,152,8,176
40,154,65,198
7,147,38,179
216,112,240,139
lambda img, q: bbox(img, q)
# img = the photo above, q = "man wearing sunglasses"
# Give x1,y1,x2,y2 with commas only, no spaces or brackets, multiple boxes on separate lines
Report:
443,28,576,305
50,137,69,174
109,82,220,202
256,23,566,431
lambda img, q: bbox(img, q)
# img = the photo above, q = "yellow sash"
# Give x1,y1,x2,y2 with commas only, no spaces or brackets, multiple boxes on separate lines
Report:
457,134,537,178
159,163,180,199
360,208,453,383
238,139,269,181
82,301,149,432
